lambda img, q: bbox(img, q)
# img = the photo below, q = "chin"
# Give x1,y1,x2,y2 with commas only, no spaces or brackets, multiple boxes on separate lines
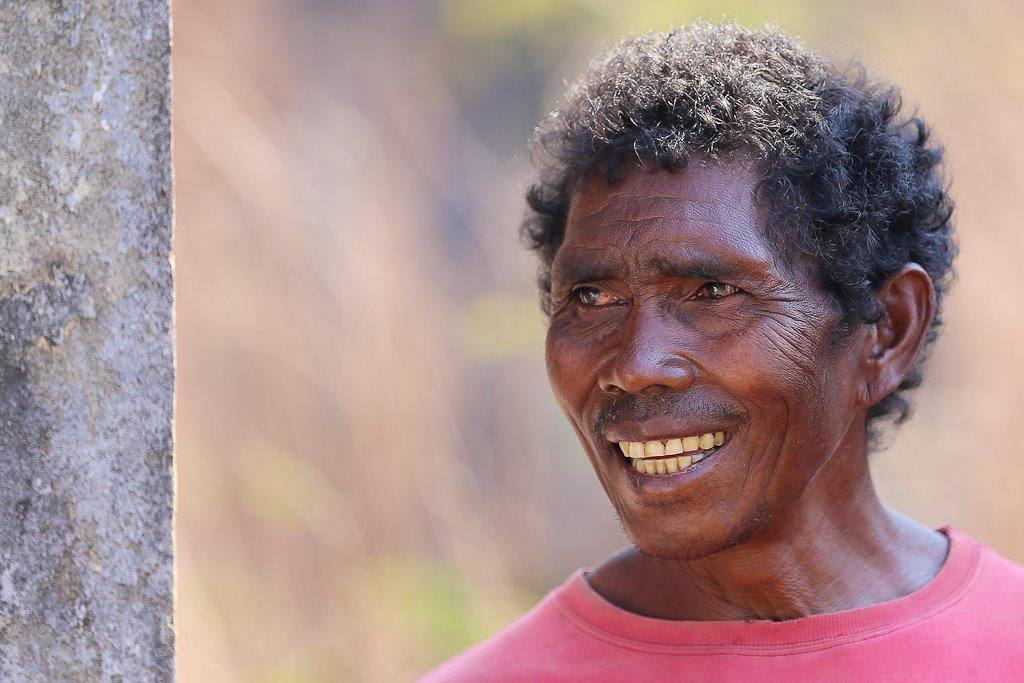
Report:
621,505,773,562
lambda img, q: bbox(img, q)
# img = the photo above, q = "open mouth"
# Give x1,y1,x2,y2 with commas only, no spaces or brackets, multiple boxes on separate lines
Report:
615,432,726,475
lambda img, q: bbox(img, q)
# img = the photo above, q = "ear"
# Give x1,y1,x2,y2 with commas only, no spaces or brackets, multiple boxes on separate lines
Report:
858,264,936,408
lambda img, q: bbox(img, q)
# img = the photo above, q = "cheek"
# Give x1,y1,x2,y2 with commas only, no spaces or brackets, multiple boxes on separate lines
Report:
711,306,841,438
748,304,836,387
546,309,622,372
732,310,859,482
545,319,602,414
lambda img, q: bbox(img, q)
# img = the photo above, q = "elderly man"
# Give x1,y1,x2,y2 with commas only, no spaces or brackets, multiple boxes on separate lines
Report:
425,23,1024,681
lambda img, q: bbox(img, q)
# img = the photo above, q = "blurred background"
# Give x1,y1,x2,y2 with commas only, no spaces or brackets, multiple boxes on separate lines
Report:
173,1,1024,680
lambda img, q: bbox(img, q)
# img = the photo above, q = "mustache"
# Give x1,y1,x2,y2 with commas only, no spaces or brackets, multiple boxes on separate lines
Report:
592,393,744,434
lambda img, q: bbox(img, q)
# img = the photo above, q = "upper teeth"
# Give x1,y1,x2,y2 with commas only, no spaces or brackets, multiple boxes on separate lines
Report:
617,432,725,458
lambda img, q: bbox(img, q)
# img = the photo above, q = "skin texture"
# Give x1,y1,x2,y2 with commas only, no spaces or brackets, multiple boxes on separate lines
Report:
545,158,948,621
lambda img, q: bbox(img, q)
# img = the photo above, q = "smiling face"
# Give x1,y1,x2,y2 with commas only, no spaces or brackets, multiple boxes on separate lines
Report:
545,159,872,560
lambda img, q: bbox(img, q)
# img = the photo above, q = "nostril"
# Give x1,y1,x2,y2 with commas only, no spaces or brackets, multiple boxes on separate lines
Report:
598,374,624,395
599,355,697,396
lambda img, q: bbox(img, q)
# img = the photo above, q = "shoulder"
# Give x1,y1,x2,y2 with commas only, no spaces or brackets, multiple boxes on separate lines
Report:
419,573,588,683
940,527,1024,637
970,533,1024,598
920,527,1024,674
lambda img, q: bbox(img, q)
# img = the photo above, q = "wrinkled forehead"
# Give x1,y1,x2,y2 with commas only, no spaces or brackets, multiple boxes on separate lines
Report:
558,161,778,277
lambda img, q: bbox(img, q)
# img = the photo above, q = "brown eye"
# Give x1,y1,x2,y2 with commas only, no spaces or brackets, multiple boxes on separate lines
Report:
693,282,740,300
573,286,620,307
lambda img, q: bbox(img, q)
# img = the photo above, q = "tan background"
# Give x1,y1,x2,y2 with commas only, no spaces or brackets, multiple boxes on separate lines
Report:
173,1,1024,680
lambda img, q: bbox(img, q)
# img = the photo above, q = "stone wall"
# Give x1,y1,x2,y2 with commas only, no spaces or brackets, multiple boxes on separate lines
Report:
0,1,174,679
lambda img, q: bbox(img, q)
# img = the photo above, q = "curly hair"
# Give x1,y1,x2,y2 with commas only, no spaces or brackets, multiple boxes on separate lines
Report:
522,22,956,435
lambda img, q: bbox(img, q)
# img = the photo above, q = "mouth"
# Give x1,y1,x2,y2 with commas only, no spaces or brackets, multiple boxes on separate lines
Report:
615,432,726,475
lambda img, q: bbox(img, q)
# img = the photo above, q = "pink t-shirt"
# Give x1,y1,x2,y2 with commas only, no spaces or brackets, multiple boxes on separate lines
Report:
423,527,1024,681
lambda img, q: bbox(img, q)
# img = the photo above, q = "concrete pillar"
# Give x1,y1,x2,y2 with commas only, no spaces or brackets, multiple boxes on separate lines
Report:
0,1,174,679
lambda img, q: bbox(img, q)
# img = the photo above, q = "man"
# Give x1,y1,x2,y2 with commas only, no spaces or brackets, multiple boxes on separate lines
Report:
425,23,1024,681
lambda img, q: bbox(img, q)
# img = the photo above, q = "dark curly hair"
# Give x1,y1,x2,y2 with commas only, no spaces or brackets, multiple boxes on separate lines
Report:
522,22,956,435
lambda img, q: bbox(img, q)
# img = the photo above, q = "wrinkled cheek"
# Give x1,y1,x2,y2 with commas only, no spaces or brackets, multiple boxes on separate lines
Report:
744,318,831,403
716,331,826,470
735,336,841,501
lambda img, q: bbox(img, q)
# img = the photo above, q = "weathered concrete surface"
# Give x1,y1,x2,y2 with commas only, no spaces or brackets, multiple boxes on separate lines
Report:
0,1,174,680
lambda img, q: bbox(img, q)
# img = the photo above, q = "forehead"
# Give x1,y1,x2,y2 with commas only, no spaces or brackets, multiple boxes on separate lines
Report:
558,160,776,275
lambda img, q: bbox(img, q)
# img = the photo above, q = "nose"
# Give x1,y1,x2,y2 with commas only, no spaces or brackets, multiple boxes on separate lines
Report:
597,307,697,396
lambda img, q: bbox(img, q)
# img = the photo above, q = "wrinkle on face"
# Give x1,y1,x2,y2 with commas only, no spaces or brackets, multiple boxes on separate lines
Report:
756,309,833,379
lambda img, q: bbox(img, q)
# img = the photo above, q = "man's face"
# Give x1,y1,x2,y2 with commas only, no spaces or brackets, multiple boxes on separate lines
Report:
545,160,867,560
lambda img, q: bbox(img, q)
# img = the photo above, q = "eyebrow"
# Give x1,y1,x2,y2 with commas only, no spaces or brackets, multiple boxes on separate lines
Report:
550,259,619,287
551,248,768,288
645,255,748,282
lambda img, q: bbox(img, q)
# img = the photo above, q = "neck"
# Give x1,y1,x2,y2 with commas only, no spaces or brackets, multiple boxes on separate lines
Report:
589,442,948,621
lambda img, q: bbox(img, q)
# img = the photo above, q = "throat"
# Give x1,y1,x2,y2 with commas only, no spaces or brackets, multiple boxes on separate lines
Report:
588,509,949,622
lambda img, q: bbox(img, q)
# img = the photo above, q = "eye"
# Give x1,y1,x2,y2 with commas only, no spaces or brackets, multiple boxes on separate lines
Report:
692,282,741,300
572,285,621,307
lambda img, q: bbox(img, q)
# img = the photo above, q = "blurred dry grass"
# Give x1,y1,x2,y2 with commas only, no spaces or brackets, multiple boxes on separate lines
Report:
173,1,1024,680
